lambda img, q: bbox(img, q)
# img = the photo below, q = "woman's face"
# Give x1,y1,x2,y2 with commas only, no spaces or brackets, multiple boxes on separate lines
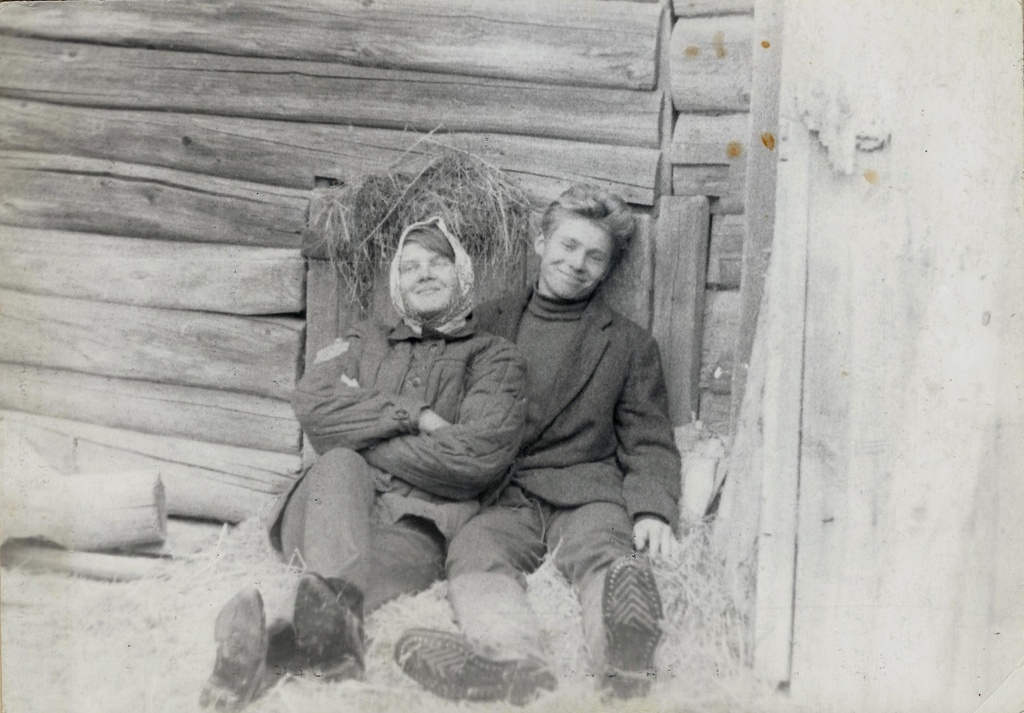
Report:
398,241,458,319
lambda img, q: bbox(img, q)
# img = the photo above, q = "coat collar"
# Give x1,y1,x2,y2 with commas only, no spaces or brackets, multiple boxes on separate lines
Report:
387,314,478,342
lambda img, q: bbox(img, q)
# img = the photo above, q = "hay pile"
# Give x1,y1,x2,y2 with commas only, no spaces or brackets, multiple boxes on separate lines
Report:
307,147,533,305
0,519,782,713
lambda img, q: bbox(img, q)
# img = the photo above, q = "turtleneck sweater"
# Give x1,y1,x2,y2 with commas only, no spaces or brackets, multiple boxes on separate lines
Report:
516,291,588,424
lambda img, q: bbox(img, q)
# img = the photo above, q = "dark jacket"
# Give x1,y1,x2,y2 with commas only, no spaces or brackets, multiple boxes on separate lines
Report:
292,317,527,505
476,289,681,530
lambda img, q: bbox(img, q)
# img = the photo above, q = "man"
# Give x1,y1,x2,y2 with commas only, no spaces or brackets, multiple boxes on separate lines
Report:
201,217,526,712
395,185,683,704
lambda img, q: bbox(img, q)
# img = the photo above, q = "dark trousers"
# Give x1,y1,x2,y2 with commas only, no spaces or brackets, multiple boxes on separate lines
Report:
275,447,446,614
446,487,633,671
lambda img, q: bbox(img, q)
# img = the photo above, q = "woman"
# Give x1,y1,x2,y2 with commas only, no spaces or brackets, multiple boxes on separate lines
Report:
201,217,526,711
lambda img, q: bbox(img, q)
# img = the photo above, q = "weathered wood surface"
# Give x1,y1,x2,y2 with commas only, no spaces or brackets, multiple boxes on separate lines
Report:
3,470,166,552
671,112,750,165
0,100,658,210
0,541,164,581
670,16,753,112
597,213,654,329
651,196,711,424
0,290,304,401
134,517,227,558
3,411,302,523
673,163,746,213
0,364,302,454
0,226,304,315
672,0,754,16
0,39,661,148
696,390,731,434
0,0,661,90
0,152,307,249
707,213,744,289
699,289,740,394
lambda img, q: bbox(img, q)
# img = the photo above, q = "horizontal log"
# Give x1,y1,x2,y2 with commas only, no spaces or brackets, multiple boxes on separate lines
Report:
0,38,661,148
707,213,745,289
700,288,740,393
671,112,750,165
0,290,304,400
1,540,164,581
0,226,304,315
3,410,302,523
670,16,753,112
0,0,661,90
4,470,166,552
0,152,307,248
0,364,302,454
672,0,754,17
673,163,746,213
0,100,659,209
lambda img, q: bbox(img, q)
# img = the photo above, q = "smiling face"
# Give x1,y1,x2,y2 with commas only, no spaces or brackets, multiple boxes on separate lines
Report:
398,240,458,319
534,216,614,302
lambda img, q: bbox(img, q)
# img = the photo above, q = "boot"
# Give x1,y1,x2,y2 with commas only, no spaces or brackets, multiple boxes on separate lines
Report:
291,573,365,681
394,628,556,706
200,587,269,712
601,555,664,698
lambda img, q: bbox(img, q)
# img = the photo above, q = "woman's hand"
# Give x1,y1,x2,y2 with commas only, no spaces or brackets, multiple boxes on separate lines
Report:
418,408,452,435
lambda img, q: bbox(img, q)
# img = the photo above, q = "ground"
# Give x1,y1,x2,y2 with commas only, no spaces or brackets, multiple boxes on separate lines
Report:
1,519,779,713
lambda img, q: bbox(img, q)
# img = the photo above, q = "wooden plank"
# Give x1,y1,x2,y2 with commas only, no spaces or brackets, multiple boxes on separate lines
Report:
0,0,661,90
699,289,740,394
697,390,731,434
133,518,227,558
707,214,744,288
672,163,746,212
672,0,754,17
729,0,782,430
0,290,304,401
669,16,753,112
0,364,302,455
651,196,711,424
597,213,654,329
0,100,658,210
0,226,304,315
2,411,302,523
0,152,307,249
0,39,661,149
670,113,750,165
1,541,165,582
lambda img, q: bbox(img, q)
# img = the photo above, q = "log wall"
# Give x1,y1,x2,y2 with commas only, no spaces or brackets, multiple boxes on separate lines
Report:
0,0,758,518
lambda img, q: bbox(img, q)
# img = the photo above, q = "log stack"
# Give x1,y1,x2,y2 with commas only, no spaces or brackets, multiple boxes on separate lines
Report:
0,0,760,521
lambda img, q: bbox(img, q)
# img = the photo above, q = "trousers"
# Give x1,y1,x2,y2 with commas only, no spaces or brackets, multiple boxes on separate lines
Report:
445,487,633,672
276,447,446,614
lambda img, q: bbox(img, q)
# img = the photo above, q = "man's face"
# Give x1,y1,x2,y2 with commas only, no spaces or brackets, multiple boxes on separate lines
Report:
398,241,458,319
534,216,614,302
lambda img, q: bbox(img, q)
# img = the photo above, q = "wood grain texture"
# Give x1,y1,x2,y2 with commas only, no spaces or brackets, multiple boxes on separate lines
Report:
0,290,304,401
3,410,301,523
699,289,740,394
0,0,661,90
672,0,754,17
597,213,654,329
0,40,661,148
670,15,753,112
0,152,307,248
0,100,658,210
672,163,746,213
670,112,750,165
0,226,304,315
651,196,711,425
707,214,744,288
0,364,302,454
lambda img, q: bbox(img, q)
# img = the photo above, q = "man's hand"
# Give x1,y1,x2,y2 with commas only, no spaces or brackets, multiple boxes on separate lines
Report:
418,408,452,435
633,516,681,564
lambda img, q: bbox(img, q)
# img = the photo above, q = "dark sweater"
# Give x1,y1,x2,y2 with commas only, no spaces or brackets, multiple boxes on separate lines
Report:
517,292,586,424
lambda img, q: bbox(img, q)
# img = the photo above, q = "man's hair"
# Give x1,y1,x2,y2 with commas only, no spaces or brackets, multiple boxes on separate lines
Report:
541,184,636,264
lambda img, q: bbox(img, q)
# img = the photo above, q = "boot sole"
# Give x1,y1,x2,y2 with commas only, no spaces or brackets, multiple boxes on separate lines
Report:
395,628,555,706
200,587,268,712
602,556,663,698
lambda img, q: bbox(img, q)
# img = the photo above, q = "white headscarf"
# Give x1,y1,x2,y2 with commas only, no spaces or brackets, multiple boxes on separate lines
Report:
389,216,475,336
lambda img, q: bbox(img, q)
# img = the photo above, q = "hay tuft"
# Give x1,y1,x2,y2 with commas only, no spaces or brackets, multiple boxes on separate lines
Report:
308,146,533,305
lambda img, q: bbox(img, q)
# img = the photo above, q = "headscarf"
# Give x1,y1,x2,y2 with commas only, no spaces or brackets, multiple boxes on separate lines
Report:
389,216,475,336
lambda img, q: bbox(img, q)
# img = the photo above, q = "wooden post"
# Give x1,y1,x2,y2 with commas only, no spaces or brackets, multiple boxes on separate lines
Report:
651,196,711,424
